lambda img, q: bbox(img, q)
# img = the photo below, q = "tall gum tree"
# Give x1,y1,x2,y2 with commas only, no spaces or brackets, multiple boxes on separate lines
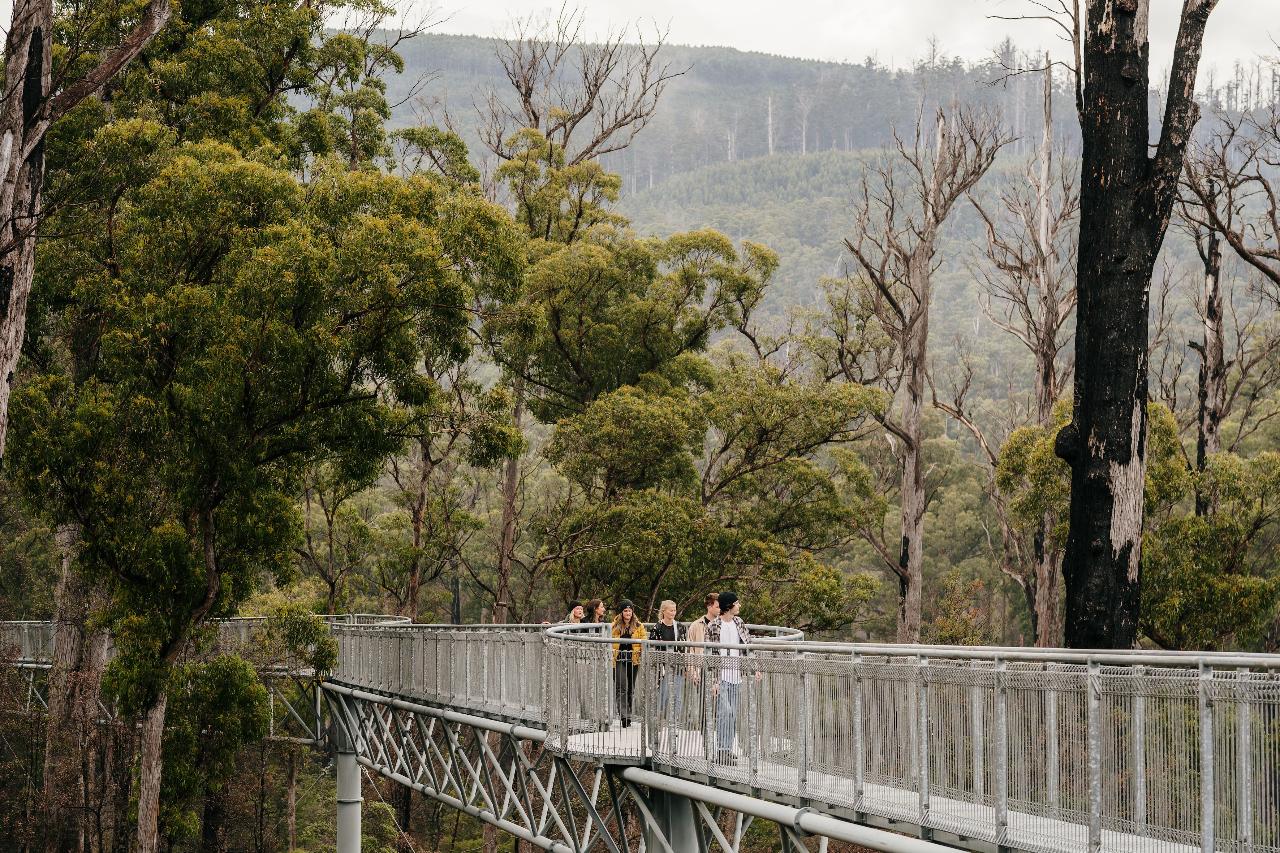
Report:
845,108,1005,642
0,0,172,466
1056,0,1218,648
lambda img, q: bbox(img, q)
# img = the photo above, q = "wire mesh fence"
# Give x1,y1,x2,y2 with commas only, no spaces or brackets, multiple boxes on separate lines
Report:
539,634,1280,853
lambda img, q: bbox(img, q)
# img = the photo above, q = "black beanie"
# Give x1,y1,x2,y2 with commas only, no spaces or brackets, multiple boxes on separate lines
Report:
717,591,738,611
618,599,635,612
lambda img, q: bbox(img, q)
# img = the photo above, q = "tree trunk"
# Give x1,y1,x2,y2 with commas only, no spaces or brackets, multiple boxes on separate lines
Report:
494,377,525,623
395,783,413,852
1032,59,1064,649
1058,0,1216,649
0,0,172,464
43,523,110,853
133,695,168,853
200,786,226,853
1195,224,1225,515
896,258,929,644
0,2,52,468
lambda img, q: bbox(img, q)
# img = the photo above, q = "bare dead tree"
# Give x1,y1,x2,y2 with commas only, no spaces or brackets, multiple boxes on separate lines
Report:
1052,0,1219,649
475,5,682,169
843,107,1007,642
1176,110,1280,522
938,60,1076,647
474,6,678,625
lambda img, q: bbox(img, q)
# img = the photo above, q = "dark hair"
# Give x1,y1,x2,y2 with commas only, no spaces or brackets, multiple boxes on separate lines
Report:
585,598,604,621
717,591,739,612
704,592,720,608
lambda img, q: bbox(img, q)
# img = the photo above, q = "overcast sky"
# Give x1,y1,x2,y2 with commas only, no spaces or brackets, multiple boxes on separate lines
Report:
419,1,1276,82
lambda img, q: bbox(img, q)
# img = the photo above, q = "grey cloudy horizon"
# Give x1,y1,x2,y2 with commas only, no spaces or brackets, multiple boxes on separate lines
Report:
414,1,1277,85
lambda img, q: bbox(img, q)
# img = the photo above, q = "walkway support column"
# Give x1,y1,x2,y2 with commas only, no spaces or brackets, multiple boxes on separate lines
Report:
645,789,699,852
336,725,362,853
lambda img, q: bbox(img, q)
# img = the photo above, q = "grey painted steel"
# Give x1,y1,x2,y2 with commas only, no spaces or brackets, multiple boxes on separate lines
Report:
641,788,699,853
336,749,362,853
13,615,1280,853
622,768,954,853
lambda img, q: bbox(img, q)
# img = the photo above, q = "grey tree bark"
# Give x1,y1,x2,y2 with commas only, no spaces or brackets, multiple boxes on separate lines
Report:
847,109,1006,642
0,0,173,466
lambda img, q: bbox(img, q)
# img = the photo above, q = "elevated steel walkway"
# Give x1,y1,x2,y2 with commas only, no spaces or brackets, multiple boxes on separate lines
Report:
6,617,1280,853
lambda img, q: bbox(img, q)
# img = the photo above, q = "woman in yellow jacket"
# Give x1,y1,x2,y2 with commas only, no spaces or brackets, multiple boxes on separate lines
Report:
611,600,648,728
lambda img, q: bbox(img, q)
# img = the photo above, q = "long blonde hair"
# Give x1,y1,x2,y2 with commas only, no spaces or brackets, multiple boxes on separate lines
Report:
658,600,677,620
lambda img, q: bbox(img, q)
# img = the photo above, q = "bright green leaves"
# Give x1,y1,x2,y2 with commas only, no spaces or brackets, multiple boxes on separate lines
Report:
1142,451,1280,650
11,132,525,701
546,385,704,497
159,655,271,841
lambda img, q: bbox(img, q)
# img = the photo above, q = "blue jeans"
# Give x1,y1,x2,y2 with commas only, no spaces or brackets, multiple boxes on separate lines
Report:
716,681,741,756
657,674,684,723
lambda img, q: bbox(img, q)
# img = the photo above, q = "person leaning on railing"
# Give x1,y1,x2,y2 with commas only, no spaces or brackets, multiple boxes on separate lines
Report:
611,601,647,729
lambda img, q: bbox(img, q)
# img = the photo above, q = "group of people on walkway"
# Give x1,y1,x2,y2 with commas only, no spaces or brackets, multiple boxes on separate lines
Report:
561,591,752,764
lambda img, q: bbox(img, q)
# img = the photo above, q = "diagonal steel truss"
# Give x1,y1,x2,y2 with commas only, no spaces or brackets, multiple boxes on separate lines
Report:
323,682,831,853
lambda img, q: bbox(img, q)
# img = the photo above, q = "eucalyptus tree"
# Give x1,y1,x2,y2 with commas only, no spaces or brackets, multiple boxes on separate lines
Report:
11,145,523,851
842,107,1006,642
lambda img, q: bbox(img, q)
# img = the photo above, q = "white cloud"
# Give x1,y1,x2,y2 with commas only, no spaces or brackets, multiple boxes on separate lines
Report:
421,0,1277,83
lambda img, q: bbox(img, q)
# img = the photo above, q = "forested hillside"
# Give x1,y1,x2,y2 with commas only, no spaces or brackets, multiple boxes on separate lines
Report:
2,5,1280,852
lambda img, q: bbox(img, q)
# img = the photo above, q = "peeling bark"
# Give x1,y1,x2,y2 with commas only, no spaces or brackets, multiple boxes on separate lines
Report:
133,695,168,853
0,0,173,465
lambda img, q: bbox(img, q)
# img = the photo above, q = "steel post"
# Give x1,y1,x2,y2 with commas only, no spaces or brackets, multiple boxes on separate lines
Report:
336,743,362,853
1199,663,1215,853
644,788,700,852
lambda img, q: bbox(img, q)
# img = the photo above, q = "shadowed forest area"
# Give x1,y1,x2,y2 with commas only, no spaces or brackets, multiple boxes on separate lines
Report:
0,0,1277,849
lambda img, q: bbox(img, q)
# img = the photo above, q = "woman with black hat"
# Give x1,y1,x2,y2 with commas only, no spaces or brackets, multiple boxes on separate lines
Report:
611,600,648,728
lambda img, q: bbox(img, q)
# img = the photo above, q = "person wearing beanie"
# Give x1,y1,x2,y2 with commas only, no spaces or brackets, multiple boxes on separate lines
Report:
611,600,647,728
705,591,753,764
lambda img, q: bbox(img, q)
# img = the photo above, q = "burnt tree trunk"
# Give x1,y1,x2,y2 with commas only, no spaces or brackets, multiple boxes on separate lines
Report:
1058,0,1217,648
1194,221,1225,515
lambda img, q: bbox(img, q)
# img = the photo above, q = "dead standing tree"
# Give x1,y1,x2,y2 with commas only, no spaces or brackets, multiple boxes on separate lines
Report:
0,0,172,466
1055,0,1219,649
1178,112,1280,508
939,60,1077,647
845,108,1006,642
473,7,680,623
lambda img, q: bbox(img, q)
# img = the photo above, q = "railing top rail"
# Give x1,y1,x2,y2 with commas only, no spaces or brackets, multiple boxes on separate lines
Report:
543,622,1280,668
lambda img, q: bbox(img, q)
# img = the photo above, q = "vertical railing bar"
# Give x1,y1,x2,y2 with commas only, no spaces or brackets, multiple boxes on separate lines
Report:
917,654,930,827
1046,662,1059,814
995,656,1008,848
1132,664,1146,834
970,661,984,800
1199,661,1215,853
1238,666,1253,852
1086,660,1102,853
853,652,865,812
799,651,811,798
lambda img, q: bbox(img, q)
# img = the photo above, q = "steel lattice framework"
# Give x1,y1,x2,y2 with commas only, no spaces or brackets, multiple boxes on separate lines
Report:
323,682,934,853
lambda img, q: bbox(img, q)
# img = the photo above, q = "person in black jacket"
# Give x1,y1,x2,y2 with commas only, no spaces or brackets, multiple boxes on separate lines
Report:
651,600,687,735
